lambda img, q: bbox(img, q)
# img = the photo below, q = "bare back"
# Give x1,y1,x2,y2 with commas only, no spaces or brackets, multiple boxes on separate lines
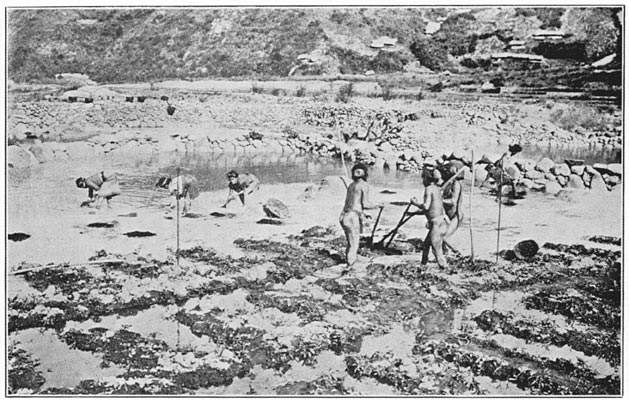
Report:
343,181,365,213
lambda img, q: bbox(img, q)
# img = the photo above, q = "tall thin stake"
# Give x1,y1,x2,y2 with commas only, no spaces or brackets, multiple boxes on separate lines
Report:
469,151,475,263
496,170,502,264
176,166,180,268
336,114,349,182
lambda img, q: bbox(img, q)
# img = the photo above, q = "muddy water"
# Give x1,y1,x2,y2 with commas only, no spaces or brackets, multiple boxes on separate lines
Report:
7,149,621,268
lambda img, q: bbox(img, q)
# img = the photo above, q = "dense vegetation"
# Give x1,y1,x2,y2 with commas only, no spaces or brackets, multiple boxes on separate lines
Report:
8,7,621,83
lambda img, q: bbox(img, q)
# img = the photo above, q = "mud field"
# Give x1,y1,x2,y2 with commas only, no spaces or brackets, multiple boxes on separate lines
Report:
6,149,622,395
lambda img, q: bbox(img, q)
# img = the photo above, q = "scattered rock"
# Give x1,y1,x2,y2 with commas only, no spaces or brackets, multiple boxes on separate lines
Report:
570,165,585,176
566,174,585,189
7,146,37,168
544,181,562,195
536,157,555,173
589,174,608,191
551,163,571,177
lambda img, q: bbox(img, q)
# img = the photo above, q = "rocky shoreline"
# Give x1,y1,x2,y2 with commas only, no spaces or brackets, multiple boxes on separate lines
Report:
7,93,622,194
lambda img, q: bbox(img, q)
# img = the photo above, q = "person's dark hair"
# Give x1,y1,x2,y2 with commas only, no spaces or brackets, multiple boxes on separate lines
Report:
76,177,86,188
227,170,239,179
156,176,172,188
351,163,369,181
421,167,439,184
509,144,523,155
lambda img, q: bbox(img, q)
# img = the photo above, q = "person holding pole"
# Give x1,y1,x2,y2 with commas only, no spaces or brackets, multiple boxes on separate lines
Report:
339,163,384,271
409,167,449,269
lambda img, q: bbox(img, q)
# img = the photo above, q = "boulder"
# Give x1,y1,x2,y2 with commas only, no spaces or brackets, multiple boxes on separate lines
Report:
606,175,621,185
592,163,609,174
473,167,488,184
525,170,544,180
551,163,571,177
536,157,554,173
566,174,585,189
544,181,562,195
607,163,622,176
27,144,46,163
585,165,599,176
556,175,567,186
570,165,585,176
263,198,290,219
589,173,608,191
410,151,424,164
7,145,38,168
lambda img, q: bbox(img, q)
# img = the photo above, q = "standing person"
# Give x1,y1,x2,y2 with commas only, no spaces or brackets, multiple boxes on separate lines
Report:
410,167,449,269
339,163,384,270
442,162,465,254
76,171,120,209
222,170,260,208
156,174,199,214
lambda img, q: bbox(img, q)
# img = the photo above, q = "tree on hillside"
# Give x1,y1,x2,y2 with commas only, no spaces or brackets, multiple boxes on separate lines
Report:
409,38,450,71
562,7,620,61
432,13,478,56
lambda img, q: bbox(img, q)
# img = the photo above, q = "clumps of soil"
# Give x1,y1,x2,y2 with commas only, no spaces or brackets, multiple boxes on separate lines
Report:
346,353,427,395
87,222,116,228
124,231,156,237
380,189,397,194
178,246,252,275
8,232,31,242
182,213,204,218
8,346,46,394
118,212,138,217
22,264,94,294
523,288,620,331
276,375,349,395
257,218,283,225
299,225,336,238
586,235,621,246
542,242,620,260
473,310,620,366
416,338,619,395
246,292,340,322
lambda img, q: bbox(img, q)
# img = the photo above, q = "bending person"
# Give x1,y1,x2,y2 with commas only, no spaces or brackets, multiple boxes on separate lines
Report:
222,170,260,208
76,171,120,209
156,174,199,214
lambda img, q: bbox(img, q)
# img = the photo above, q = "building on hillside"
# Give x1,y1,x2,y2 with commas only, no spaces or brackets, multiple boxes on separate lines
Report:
370,36,398,49
491,52,545,67
532,30,566,41
507,40,526,51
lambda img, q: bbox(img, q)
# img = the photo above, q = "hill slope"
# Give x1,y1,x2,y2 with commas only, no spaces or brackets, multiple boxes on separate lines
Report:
7,7,622,83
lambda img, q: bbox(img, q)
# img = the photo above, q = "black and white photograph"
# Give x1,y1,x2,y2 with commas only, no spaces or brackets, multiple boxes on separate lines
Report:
5,5,623,395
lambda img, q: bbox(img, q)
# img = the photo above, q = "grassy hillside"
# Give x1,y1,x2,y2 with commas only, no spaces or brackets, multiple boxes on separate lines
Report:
7,7,622,84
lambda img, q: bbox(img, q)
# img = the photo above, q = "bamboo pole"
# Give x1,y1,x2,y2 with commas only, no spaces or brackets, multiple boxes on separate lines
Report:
336,114,350,183
176,166,180,268
496,169,502,264
469,151,475,263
